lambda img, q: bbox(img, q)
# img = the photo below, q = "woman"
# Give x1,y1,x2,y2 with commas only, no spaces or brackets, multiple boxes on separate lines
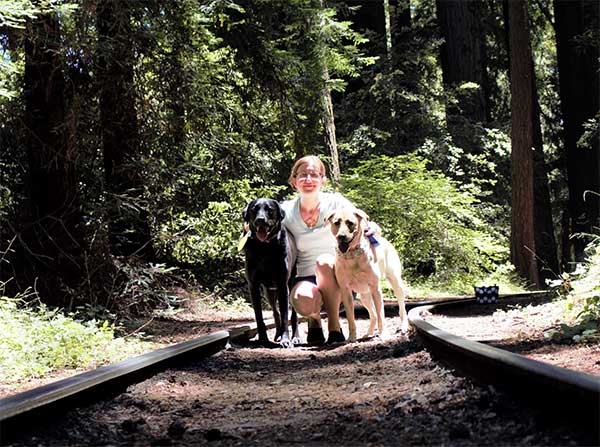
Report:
282,155,367,345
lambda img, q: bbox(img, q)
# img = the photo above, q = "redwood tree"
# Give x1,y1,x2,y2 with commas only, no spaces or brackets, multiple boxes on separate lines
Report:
97,0,154,259
393,0,411,35
436,0,488,123
554,0,600,264
20,9,85,305
508,0,557,287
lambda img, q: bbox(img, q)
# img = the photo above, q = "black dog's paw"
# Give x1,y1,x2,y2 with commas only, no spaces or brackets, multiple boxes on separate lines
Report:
291,336,301,346
278,335,295,349
257,335,276,348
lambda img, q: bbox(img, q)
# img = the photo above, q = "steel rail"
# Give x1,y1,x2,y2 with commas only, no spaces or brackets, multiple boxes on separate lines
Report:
0,290,585,443
408,300,600,439
0,330,231,442
0,315,312,442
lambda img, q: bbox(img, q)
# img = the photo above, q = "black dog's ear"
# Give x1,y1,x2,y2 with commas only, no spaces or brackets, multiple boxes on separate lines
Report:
242,200,256,222
278,204,285,221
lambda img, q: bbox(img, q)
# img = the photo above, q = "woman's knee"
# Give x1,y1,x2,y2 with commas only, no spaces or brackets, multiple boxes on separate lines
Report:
291,282,322,318
315,253,336,287
316,254,338,288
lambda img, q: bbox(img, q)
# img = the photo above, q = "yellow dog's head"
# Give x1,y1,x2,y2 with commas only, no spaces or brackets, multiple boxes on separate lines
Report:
325,208,369,253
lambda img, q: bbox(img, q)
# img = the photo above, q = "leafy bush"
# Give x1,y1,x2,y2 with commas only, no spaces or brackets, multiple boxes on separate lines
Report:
416,127,512,212
341,154,511,293
0,288,148,383
109,259,190,316
157,179,286,276
548,239,600,343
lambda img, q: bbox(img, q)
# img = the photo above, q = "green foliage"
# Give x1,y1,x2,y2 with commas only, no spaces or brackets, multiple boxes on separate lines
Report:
408,262,526,297
0,167,15,219
547,239,600,343
0,0,34,120
156,179,286,278
206,0,374,153
416,127,512,234
0,287,149,382
578,115,599,150
110,259,192,316
336,35,446,160
137,2,306,249
0,0,39,29
340,154,511,293
194,287,253,315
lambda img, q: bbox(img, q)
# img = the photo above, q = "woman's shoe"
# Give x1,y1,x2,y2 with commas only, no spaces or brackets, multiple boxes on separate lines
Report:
307,327,325,345
326,330,345,344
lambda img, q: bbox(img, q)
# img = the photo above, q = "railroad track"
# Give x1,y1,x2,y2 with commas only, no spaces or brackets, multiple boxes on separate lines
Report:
1,291,598,444
408,297,600,436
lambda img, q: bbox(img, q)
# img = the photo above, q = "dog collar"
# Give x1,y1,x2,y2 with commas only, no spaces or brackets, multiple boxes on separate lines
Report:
336,236,370,260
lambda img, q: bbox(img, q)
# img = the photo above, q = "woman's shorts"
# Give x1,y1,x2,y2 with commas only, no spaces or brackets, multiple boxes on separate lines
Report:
289,275,317,289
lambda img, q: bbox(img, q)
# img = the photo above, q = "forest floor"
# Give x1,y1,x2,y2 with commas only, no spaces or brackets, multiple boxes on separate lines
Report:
5,293,599,446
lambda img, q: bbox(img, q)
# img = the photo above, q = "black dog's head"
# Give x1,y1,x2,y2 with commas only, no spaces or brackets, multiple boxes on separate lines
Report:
243,198,285,242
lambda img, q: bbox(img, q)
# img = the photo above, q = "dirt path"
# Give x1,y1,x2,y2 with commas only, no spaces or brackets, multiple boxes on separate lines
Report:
9,316,595,446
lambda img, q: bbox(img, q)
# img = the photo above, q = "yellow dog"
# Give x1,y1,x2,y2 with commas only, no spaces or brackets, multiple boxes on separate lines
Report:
326,208,409,341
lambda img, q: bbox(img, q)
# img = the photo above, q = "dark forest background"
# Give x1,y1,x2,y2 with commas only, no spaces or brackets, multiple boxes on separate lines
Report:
0,0,598,319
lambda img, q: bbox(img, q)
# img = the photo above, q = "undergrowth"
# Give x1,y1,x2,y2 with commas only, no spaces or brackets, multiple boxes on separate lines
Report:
546,238,600,343
403,262,527,297
342,154,521,293
0,284,151,385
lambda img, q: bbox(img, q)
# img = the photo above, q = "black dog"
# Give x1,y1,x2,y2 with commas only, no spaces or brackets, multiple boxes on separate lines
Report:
242,198,298,347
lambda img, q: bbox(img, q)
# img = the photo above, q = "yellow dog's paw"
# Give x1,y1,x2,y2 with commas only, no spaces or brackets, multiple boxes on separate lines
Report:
397,319,410,334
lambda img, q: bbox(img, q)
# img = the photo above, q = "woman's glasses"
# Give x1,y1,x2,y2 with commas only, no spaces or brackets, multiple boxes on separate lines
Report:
296,172,322,182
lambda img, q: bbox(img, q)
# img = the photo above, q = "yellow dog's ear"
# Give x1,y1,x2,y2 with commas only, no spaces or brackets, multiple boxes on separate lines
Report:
352,208,369,231
353,208,369,222
324,210,337,224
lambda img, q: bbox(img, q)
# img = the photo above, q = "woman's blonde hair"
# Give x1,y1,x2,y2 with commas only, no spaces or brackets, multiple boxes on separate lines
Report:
288,155,327,187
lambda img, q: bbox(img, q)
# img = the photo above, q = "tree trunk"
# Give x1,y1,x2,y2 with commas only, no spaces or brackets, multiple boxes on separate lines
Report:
554,0,600,264
163,2,190,150
343,0,386,37
394,0,411,34
20,10,84,306
383,0,393,67
532,74,559,281
321,65,341,189
320,0,341,188
97,0,154,259
508,0,538,287
436,0,488,123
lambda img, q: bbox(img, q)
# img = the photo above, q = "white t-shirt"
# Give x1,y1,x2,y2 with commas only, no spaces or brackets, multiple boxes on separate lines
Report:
282,192,353,277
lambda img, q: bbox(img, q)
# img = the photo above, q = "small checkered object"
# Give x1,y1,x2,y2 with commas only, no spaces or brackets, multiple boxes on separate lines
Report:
474,285,499,304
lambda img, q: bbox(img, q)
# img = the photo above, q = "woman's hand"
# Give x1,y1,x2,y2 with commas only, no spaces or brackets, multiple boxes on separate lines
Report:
363,220,382,237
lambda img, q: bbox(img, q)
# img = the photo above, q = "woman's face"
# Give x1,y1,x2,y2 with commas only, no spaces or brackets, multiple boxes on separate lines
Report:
293,162,325,195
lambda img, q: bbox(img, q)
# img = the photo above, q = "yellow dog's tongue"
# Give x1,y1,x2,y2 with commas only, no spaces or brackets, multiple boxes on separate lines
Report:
338,240,350,253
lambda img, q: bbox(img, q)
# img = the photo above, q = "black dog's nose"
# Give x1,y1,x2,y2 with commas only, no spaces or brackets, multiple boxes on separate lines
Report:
254,217,267,225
